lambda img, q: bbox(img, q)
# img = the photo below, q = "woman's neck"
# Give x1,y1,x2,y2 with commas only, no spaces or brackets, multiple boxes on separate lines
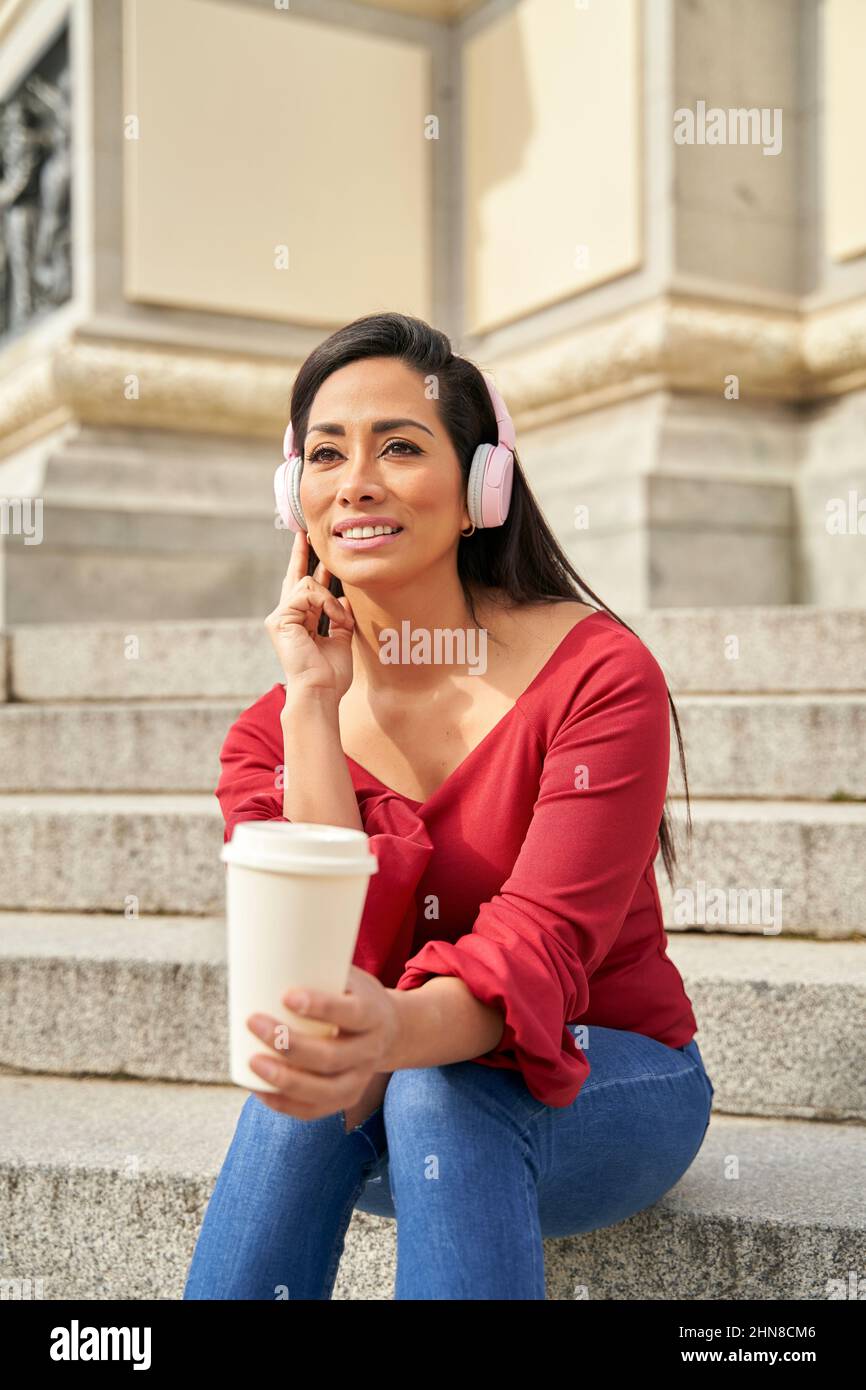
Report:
340,575,507,695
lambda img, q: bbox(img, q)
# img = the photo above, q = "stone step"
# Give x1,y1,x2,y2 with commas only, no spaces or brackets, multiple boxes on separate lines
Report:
0,793,861,931
0,917,862,1120
5,606,865,702
665,933,866,1120
0,1072,862,1300
0,700,245,792
629,606,866,694
41,429,282,512
0,694,863,799
658,798,866,937
0,794,223,915
1,508,291,624
7,619,284,701
670,694,865,800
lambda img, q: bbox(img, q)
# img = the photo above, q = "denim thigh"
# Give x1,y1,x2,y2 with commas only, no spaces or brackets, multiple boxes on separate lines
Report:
354,1024,715,1237
531,1025,715,1236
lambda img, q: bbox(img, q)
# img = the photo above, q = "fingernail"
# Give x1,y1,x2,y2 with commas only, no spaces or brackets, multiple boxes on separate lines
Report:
285,990,309,1013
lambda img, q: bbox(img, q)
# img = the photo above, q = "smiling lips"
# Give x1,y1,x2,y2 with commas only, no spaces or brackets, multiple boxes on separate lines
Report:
333,527,404,551
332,517,405,550
333,514,402,533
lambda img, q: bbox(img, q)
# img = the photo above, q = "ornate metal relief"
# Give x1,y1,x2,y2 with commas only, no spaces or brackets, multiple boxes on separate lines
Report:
0,28,71,342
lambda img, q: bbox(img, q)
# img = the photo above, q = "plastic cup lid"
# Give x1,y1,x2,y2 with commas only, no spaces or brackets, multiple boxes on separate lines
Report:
221,821,379,876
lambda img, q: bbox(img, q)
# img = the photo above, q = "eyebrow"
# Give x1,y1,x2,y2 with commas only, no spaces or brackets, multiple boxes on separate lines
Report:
306,417,435,439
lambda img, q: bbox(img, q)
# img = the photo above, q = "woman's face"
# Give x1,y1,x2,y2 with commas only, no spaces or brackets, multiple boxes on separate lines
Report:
299,356,471,586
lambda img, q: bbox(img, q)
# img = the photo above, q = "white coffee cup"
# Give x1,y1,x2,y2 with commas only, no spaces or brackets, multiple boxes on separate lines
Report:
221,822,379,1092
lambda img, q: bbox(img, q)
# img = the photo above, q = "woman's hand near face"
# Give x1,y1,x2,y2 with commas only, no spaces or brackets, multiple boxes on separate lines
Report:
245,964,400,1123
265,530,355,701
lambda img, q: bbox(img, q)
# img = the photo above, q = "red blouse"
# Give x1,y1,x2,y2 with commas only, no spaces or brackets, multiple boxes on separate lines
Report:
216,609,697,1108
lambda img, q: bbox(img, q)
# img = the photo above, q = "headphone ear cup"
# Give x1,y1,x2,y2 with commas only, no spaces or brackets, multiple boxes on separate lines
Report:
287,455,306,532
467,442,514,528
484,443,514,526
273,456,306,532
466,443,492,529
273,458,291,530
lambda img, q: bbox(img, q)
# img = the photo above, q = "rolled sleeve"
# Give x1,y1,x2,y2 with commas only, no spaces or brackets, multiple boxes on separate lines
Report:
216,685,290,843
395,636,672,1108
352,790,434,987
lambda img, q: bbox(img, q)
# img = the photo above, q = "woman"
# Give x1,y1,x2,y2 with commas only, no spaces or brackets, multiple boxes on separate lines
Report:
183,311,714,1301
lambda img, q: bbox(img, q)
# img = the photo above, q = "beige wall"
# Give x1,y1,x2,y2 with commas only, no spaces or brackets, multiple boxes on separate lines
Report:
463,0,641,334
824,0,866,263
122,0,433,325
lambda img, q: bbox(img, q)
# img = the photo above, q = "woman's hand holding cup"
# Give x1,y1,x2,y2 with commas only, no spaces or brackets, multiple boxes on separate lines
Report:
245,965,400,1121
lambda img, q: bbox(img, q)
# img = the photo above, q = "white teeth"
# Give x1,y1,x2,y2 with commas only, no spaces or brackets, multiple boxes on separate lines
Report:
339,525,400,539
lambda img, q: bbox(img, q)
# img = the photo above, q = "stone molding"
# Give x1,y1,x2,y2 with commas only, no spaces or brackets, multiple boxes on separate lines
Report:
2,293,866,456
346,0,484,19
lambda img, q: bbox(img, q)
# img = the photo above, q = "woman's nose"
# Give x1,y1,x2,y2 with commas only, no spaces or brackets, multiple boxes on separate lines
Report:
336,456,386,500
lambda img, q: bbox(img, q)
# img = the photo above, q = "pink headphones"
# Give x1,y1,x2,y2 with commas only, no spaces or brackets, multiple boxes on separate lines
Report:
273,370,516,534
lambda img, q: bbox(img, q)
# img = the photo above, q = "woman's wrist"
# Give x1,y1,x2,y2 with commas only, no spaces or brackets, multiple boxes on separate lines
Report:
281,681,340,722
280,684,362,829
381,979,505,1072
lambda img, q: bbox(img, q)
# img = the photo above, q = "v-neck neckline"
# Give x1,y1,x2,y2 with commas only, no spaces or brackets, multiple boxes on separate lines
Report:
344,608,611,808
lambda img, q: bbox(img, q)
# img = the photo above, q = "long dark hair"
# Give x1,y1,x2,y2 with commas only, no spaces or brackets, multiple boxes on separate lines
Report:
287,310,691,886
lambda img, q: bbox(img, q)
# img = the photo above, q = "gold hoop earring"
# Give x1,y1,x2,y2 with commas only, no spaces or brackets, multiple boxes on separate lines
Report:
460,522,476,537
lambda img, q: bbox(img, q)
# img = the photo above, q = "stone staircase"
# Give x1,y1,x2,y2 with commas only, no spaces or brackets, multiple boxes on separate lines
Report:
0,607,864,1300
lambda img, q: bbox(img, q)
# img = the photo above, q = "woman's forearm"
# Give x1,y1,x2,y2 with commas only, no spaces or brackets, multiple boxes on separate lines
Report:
383,977,506,1070
281,688,363,830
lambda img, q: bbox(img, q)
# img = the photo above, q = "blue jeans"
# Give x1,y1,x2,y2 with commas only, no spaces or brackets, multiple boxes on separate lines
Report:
183,1024,714,1300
